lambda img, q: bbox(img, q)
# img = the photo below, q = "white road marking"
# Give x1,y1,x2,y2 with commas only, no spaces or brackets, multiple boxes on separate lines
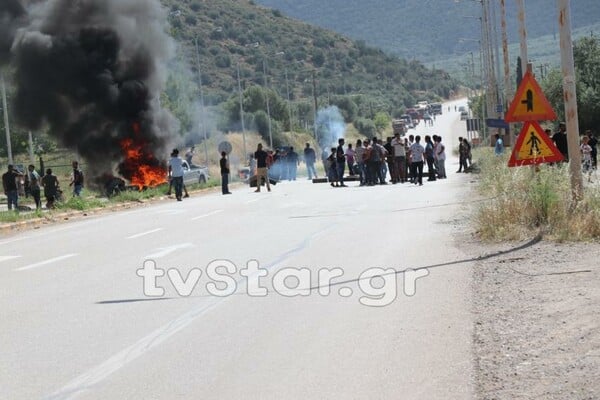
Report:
144,243,195,259
0,237,30,246
155,209,186,215
126,228,163,240
245,197,264,204
15,253,78,272
191,210,223,221
0,255,21,264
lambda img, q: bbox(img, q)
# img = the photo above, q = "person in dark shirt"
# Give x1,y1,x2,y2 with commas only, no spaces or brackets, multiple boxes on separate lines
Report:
336,138,347,187
219,151,231,195
303,143,317,179
254,143,271,192
552,123,569,161
2,165,22,210
41,168,59,209
287,147,299,181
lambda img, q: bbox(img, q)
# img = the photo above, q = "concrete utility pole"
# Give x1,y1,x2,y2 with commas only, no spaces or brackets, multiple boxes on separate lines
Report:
236,62,247,160
516,0,529,76
194,37,209,165
558,0,583,200
1,71,13,164
284,68,293,132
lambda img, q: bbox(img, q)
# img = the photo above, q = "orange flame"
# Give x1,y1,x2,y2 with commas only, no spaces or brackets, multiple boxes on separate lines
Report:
119,124,167,189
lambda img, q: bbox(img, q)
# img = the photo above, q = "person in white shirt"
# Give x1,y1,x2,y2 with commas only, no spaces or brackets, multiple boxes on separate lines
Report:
434,135,447,179
409,135,425,186
168,148,185,201
392,133,407,183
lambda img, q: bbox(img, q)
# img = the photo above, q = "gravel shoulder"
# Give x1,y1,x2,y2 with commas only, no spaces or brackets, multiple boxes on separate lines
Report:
468,236,600,399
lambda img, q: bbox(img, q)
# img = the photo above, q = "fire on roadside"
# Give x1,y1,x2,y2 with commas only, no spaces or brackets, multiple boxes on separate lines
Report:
119,123,167,190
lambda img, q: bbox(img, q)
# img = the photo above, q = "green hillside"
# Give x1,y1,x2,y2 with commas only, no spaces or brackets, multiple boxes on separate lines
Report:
162,0,456,103
253,0,600,63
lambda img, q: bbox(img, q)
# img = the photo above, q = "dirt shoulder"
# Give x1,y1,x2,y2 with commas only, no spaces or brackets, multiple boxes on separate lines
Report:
469,237,600,399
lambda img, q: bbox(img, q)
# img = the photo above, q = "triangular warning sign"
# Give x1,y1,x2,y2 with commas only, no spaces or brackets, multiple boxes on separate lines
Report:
505,71,557,122
508,121,564,167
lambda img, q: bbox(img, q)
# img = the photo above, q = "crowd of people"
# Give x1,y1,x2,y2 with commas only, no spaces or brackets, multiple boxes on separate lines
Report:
322,133,451,187
2,161,82,211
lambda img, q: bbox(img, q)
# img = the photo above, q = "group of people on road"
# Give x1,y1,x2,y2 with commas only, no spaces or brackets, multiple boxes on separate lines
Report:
324,133,449,187
2,161,83,211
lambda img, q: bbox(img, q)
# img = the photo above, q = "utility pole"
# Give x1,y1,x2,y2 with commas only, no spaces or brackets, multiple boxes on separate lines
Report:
262,59,273,148
500,0,514,146
516,0,529,77
558,0,583,200
236,62,247,160
194,37,209,165
312,70,318,139
284,68,293,132
1,71,13,164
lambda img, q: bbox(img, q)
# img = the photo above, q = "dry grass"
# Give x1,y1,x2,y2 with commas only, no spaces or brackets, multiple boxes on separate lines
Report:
474,148,600,241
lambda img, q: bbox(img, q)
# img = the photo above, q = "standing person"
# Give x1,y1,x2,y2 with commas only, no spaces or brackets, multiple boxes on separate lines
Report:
581,136,593,182
336,138,347,187
370,138,386,185
185,146,195,165
457,137,468,173
392,133,406,183
168,148,185,201
355,139,366,186
2,165,21,211
27,165,42,209
424,135,437,182
586,130,597,169
434,136,447,179
41,168,59,209
494,134,504,156
384,137,395,183
303,143,317,179
407,134,415,183
220,151,232,195
70,161,84,196
345,143,355,175
254,143,271,192
552,122,569,162
410,135,425,186
327,147,339,187
287,147,299,181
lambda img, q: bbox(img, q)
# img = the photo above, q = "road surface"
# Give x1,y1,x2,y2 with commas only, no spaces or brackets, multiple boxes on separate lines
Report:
1,99,477,399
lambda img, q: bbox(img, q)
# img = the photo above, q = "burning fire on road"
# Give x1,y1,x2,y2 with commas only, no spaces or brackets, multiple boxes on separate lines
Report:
119,123,167,190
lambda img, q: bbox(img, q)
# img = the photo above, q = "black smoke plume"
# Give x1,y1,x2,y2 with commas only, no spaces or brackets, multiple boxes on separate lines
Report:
0,0,27,65
4,0,178,180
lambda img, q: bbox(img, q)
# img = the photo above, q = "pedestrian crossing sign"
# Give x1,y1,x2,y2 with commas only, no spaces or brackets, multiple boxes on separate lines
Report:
505,71,557,122
508,121,564,167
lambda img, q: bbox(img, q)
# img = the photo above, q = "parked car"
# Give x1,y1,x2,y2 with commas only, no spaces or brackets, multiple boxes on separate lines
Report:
181,160,209,185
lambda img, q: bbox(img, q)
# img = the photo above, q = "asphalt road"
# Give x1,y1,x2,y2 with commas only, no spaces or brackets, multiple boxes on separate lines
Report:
1,99,477,400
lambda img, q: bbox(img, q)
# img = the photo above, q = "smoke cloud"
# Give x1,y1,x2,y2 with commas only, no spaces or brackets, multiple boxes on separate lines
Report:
315,106,346,150
0,0,27,65
3,0,178,179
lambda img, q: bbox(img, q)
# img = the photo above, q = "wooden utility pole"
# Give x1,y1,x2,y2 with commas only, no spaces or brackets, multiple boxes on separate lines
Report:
500,0,514,146
558,0,583,200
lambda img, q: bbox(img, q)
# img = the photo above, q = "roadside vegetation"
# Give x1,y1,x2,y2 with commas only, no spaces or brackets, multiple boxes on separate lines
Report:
474,148,600,241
